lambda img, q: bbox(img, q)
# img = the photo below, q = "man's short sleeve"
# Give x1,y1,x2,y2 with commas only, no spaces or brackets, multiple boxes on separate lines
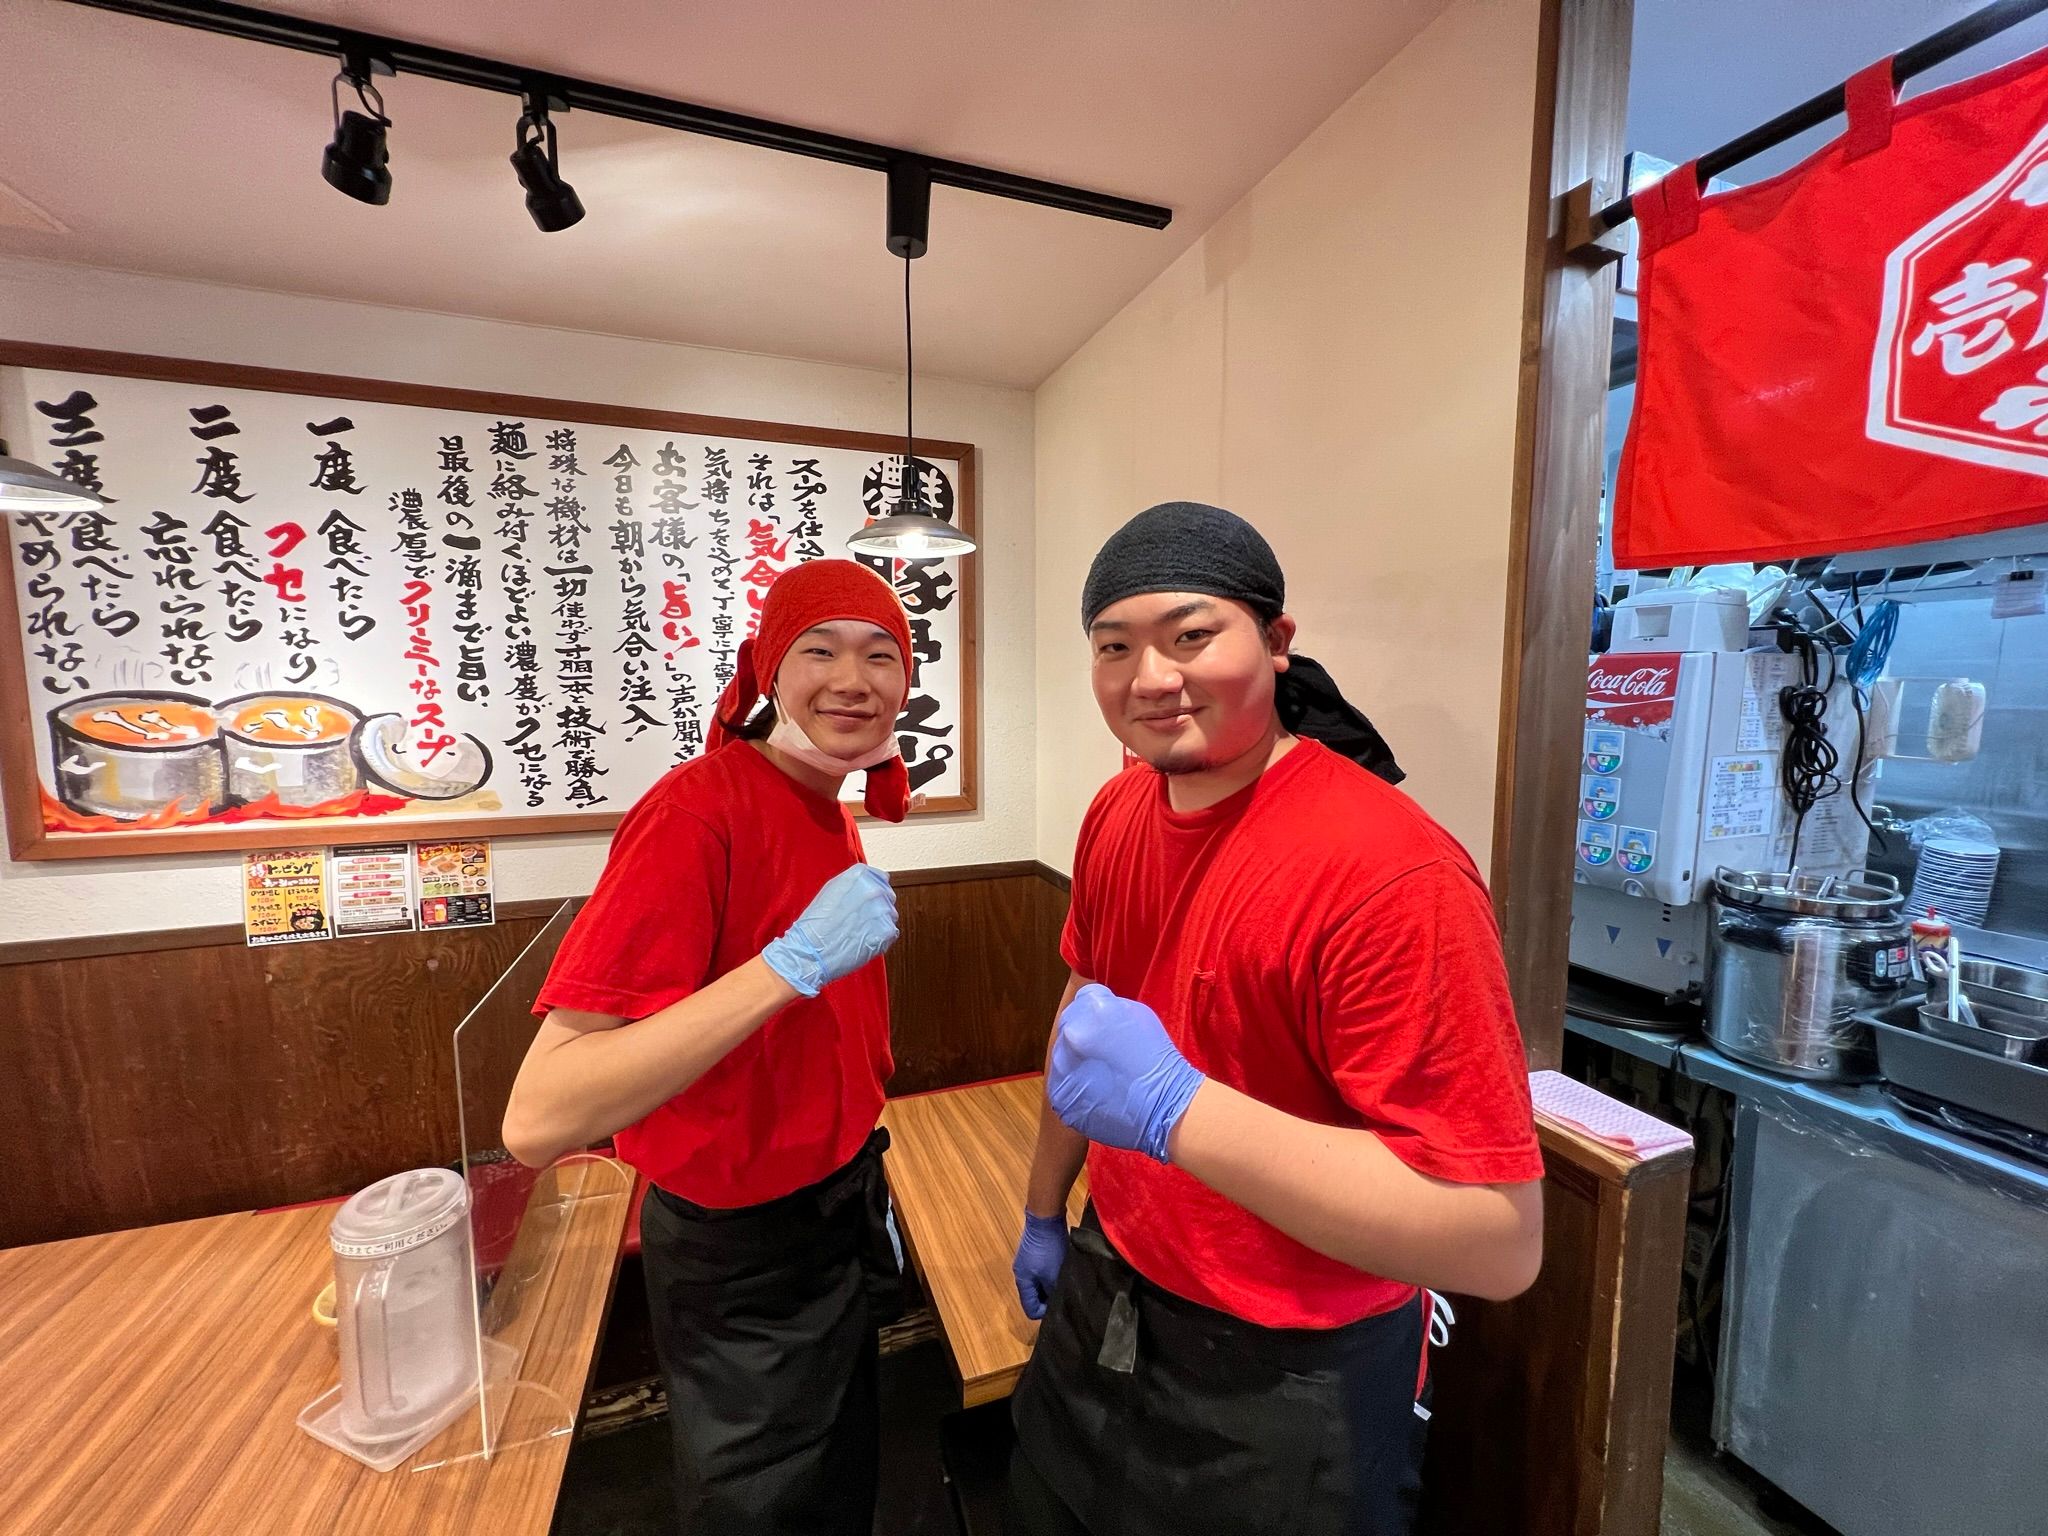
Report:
1058,797,1106,979
533,801,727,1021
1315,859,1545,1185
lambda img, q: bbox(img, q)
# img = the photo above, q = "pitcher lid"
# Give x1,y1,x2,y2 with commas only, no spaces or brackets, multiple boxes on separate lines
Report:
330,1167,469,1259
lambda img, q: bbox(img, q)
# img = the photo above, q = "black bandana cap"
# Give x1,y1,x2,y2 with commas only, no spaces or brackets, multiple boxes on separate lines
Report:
1079,501,1403,785
1081,501,1285,631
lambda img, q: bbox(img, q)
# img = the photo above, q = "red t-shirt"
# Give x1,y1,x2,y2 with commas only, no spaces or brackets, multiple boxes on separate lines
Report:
534,741,891,1208
1061,739,1544,1329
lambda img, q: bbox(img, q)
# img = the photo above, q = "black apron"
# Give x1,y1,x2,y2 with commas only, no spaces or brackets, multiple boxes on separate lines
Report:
1008,1206,1430,1536
639,1127,900,1536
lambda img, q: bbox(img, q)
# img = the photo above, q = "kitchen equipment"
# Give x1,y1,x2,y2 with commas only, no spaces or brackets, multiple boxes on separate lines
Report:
1915,956,2048,1065
1866,1004,2048,1139
1909,907,1951,981
1919,998,2048,1062
218,691,362,809
1569,603,1871,1005
1886,1085,2048,1165
1705,869,1912,1080
1908,835,2001,928
298,1168,481,1471
48,691,226,821
1608,584,1749,652
1955,956,2048,1004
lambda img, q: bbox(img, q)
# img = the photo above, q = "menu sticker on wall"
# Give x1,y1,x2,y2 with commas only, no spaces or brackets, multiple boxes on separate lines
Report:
243,847,332,946
416,840,495,930
1739,651,1796,752
1704,754,1777,842
332,842,417,938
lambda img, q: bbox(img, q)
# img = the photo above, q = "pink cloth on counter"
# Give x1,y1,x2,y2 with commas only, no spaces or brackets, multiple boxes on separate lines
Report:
1528,1070,1693,1160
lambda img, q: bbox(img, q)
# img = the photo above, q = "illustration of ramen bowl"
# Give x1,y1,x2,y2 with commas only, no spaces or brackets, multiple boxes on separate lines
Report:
218,692,362,809
50,691,227,822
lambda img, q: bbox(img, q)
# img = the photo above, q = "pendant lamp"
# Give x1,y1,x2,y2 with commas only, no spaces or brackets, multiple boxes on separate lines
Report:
847,160,976,560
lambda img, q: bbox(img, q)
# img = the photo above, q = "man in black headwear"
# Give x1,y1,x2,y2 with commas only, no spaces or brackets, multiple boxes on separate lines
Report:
1004,502,1545,1536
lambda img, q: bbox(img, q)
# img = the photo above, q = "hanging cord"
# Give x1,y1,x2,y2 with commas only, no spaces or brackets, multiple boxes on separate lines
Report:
1842,575,1897,853
1846,586,1900,691
901,253,916,509
1844,673,1885,855
1777,622,1841,872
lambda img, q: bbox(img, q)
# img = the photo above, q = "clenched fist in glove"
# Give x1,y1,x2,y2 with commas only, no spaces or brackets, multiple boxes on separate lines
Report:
1046,984,1206,1163
761,864,898,997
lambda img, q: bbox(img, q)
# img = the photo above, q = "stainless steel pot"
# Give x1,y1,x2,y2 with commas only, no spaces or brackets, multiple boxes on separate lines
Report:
1705,869,1913,1080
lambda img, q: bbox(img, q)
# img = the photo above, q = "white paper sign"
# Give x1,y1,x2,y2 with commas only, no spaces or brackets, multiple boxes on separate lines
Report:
3,357,973,856
1704,753,1777,842
332,841,416,937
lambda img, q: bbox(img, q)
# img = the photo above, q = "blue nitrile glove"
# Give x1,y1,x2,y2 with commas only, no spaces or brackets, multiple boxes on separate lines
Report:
1012,1210,1069,1320
761,864,898,997
1047,984,1206,1163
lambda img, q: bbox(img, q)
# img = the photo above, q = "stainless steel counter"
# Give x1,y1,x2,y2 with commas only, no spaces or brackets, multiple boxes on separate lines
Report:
1565,1012,2048,1536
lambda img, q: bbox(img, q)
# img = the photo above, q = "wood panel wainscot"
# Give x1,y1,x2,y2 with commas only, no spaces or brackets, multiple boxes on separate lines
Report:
1419,1114,1691,1536
0,863,1072,1247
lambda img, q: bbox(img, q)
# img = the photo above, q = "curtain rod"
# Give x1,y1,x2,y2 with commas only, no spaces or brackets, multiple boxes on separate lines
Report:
1595,0,2048,232
56,0,1176,232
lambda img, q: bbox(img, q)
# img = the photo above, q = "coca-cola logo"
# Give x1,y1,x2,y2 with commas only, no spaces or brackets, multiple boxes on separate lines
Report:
1588,665,1675,700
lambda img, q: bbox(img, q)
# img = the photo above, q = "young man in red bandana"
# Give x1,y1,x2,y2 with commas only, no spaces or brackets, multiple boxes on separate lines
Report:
504,558,913,1536
1007,503,1546,1536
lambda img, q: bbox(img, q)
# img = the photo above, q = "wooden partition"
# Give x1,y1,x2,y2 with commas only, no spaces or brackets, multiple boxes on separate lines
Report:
888,865,1069,1094
3,858,1686,1536
1420,1117,1691,1536
0,862,1064,1248
1490,0,1632,1070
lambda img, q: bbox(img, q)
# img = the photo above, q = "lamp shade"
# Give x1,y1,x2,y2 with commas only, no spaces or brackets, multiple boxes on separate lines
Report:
845,506,976,559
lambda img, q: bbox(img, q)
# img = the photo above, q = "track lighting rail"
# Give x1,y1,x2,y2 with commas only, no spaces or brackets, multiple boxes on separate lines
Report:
60,0,1176,232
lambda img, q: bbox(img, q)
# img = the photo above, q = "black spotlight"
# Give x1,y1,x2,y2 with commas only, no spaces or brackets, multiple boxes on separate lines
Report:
511,94,584,232
322,68,392,206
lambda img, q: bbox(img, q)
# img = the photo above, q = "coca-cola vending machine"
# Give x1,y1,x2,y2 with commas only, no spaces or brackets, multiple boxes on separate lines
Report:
1569,589,1868,1006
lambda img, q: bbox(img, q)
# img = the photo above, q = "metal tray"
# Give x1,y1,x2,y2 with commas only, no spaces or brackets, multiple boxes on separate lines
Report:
1918,999,2048,1063
1865,1010,2048,1139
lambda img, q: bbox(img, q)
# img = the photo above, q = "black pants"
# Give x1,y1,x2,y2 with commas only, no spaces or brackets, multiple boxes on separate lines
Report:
639,1129,898,1536
1007,1207,1430,1536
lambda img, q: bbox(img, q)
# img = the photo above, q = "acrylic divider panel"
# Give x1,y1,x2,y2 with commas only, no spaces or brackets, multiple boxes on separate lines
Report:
0,346,977,859
433,896,631,1468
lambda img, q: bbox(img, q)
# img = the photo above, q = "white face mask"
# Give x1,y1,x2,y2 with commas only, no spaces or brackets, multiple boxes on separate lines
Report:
765,691,902,776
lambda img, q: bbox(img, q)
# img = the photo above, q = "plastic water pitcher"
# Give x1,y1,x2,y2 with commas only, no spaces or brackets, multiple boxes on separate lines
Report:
329,1168,478,1445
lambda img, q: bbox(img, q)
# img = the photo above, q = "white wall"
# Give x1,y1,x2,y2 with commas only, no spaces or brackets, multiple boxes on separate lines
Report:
1033,0,1541,874
0,256,1035,942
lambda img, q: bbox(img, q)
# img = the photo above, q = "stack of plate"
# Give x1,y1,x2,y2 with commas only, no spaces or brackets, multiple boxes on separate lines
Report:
1909,836,2001,927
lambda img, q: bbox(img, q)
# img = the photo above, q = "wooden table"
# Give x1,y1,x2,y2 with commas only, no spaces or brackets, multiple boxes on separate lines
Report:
0,1162,631,1536
880,1075,1086,1407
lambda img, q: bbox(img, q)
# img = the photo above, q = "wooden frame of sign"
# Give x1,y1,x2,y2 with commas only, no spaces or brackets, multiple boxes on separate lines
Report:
0,341,979,861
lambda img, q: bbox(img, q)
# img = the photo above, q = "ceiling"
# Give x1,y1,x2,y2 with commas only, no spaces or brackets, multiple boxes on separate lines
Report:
0,0,1448,389
1627,0,2048,186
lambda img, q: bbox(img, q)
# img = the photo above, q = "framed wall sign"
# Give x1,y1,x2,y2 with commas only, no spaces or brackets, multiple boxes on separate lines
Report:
1,342,977,860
